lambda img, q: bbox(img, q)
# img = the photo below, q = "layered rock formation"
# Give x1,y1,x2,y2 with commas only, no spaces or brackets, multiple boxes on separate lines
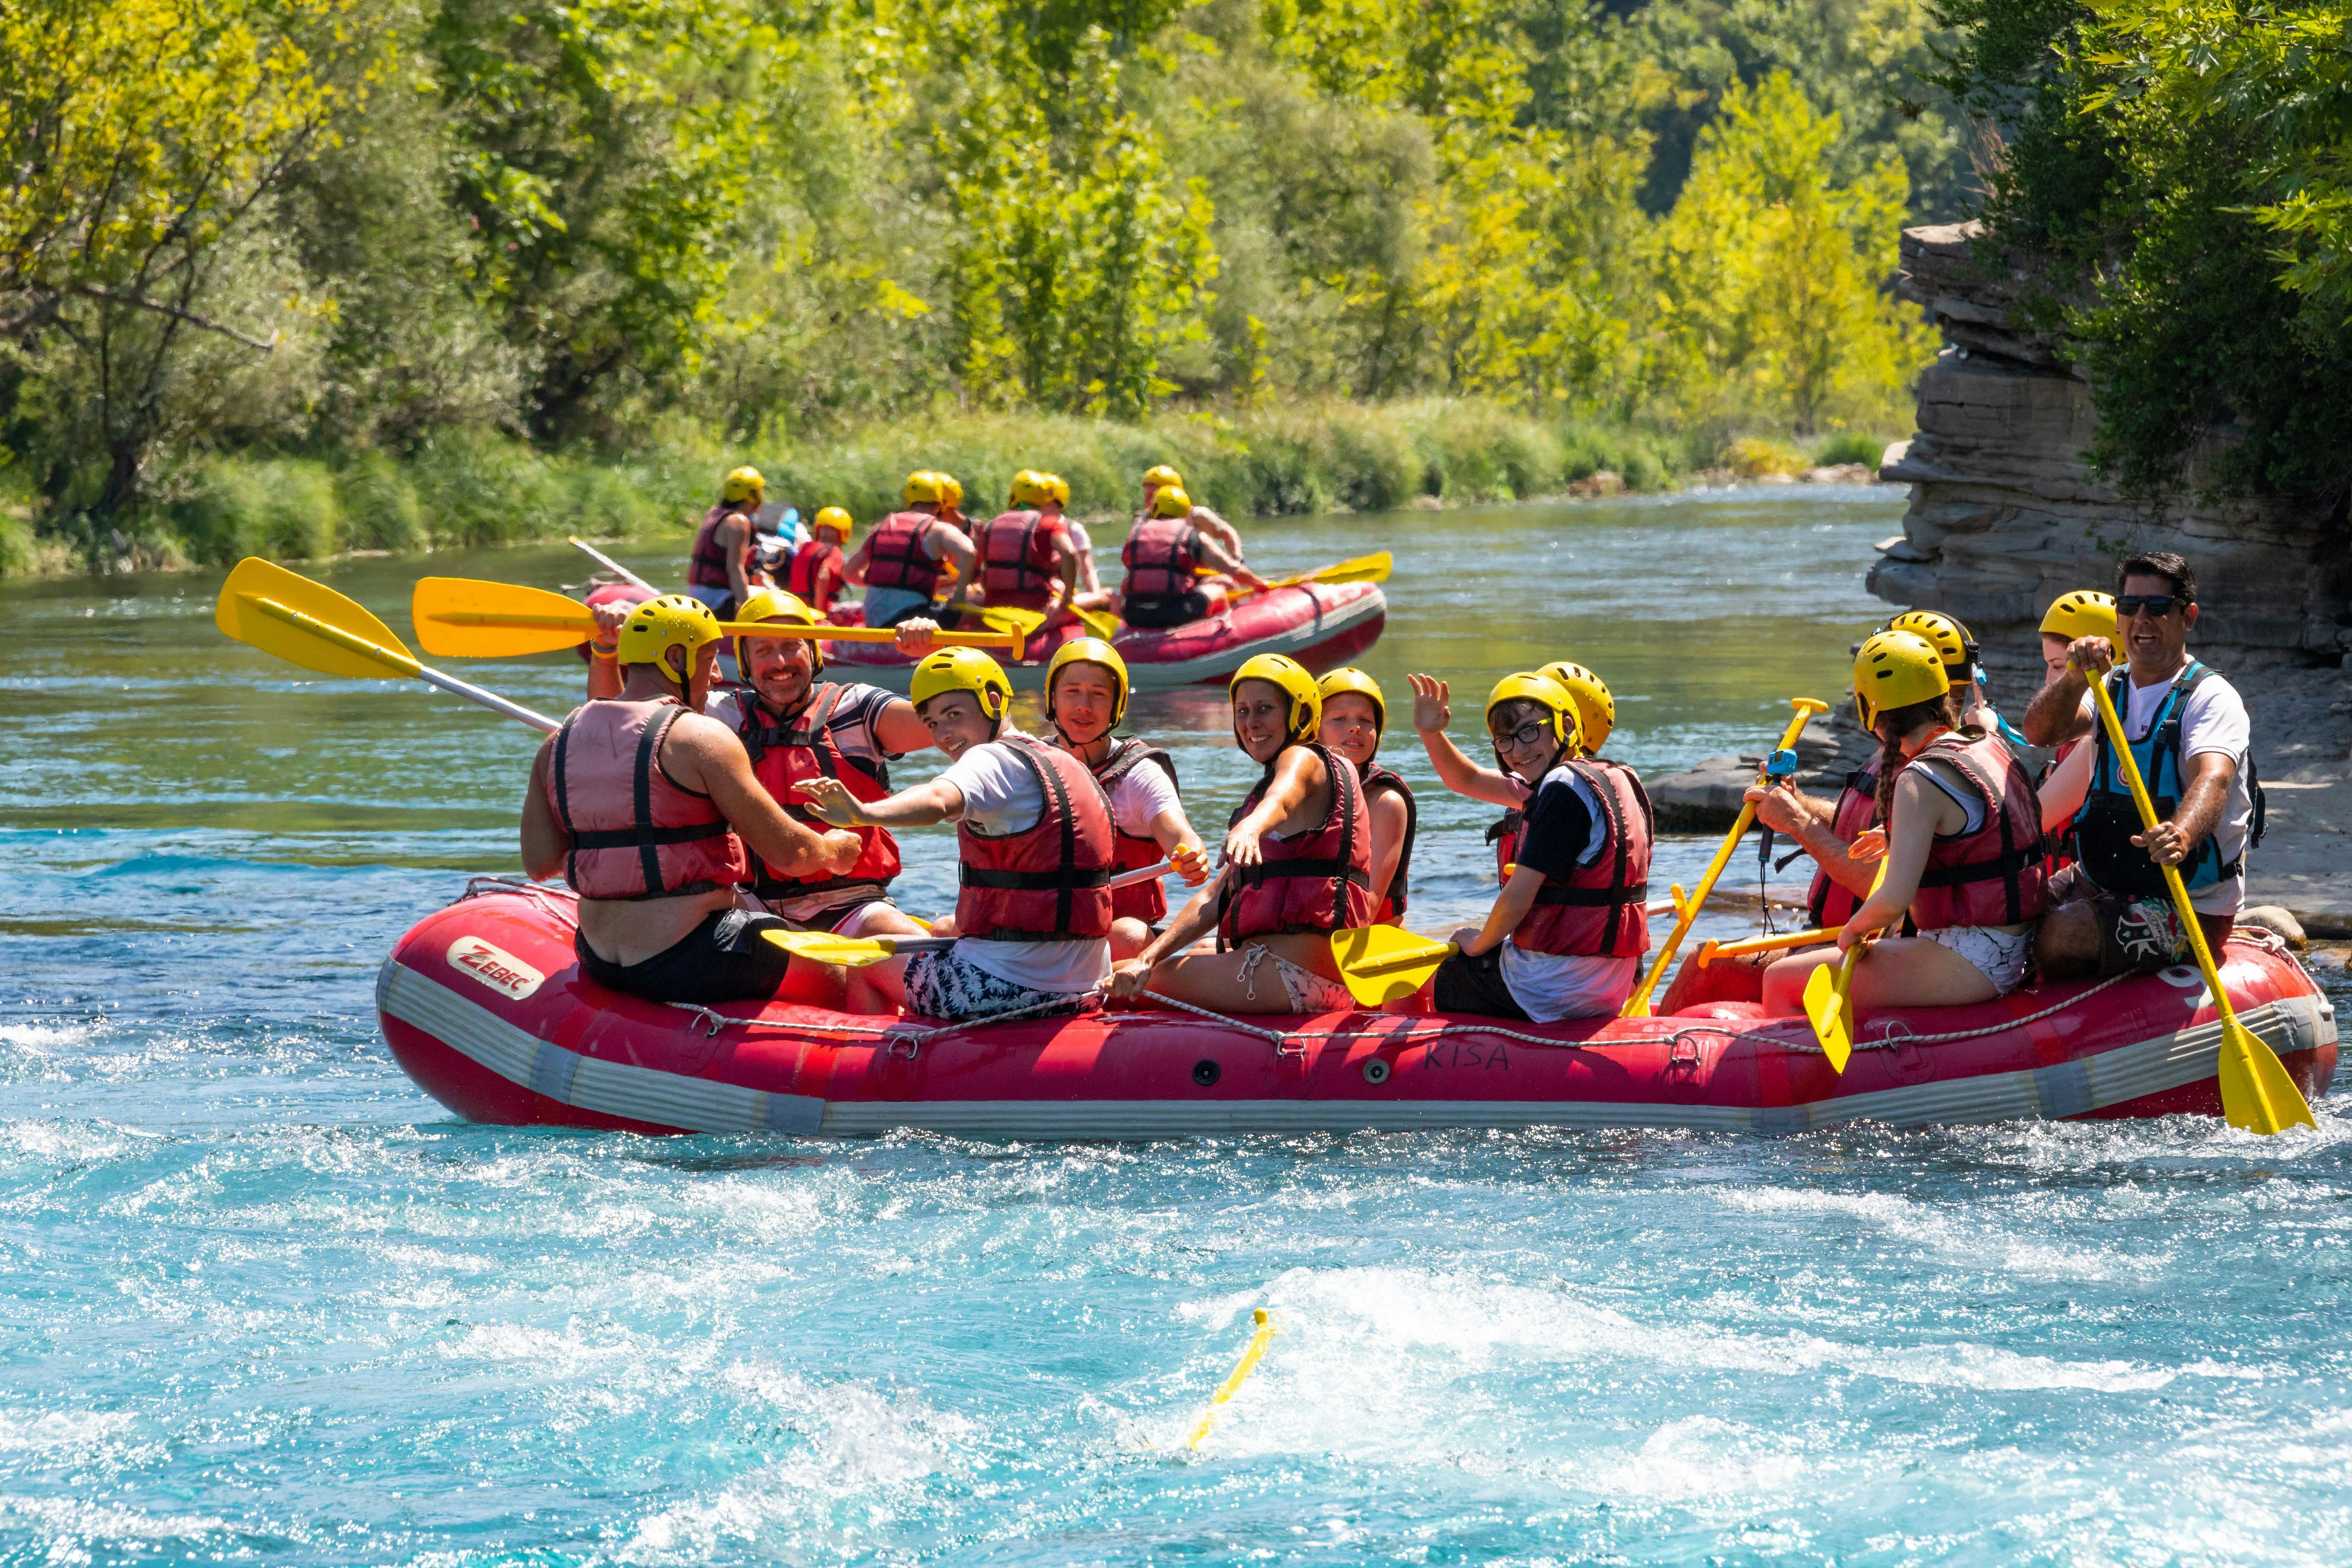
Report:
1868,222,2348,653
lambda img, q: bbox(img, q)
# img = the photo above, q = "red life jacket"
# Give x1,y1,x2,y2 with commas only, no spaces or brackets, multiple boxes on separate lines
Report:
1510,759,1654,957
689,505,749,591
955,735,1116,941
1122,517,1204,598
733,684,902,903
864,511,943,595
547,698,751,900
1089,738,1179,923
1806,757,1883,929
976,509,1067,611
787,539,845,612
1217,743,1375,945
1358,761,1417,925
1903,728,2050,930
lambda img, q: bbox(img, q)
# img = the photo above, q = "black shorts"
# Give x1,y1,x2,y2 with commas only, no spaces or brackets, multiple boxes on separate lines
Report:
577,907,795,1005
1121,591,1210,629
1431,947,1532,1021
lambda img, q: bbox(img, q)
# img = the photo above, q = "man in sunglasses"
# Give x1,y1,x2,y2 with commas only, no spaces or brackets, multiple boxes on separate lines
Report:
2022,551,2259,978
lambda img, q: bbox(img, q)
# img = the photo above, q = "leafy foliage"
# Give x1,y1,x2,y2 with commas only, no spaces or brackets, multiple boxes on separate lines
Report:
2,0,1964,536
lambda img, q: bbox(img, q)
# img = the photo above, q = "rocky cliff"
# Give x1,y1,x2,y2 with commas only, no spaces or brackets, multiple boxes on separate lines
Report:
1868,222,2349,654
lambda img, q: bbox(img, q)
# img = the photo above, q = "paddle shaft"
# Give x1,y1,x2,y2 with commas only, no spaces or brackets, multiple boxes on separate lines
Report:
569,536,658,592
428,608,1019,651
248,595,560,733
1621,698,1829,1016
1700,923,1844,963
2082,668,2298,1118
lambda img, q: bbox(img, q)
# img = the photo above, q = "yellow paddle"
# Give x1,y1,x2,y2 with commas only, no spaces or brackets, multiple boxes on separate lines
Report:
412,578,1023,658
1695,923,1845,967
1231,552,1392,602
215,558,560,733
1330,925,1456,1006
2085,664,2314,1133
1799,856,1889,1072
763,860,1184,966
1621,697,1831,1017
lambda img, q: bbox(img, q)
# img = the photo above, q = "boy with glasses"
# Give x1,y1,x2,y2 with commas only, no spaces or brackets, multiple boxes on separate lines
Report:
2021,551,2260,978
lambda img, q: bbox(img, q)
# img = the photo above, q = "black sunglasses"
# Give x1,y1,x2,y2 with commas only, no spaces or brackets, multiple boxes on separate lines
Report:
1491,719,1554,749
2116,593,2188,618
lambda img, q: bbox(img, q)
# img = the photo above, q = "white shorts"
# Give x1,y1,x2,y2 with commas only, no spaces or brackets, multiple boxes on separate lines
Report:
1920,924,2032,996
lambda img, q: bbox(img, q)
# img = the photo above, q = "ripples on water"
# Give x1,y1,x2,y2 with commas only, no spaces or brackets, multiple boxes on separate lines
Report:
4,490,2348,1563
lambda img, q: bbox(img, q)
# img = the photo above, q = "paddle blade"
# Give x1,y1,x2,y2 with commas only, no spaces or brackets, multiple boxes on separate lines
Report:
414,577,596,658
1330,925,1454,1006
761,928,899,968
1313,550,1392,585
216,557,416,680
2217,1020,2317,1134
1803,963,1853,1073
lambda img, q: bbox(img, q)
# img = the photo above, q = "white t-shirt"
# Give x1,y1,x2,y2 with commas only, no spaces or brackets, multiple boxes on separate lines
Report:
1104,750,1181,839
1065,519,1101,594
1499,763,1637,1021
939,736,1113,994
2122,666,2251,915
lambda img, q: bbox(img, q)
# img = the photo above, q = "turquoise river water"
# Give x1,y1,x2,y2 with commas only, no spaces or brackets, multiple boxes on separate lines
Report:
4,486,2350,1564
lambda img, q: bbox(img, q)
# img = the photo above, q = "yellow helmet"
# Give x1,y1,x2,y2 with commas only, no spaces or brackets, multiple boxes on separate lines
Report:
2040,589,2117,645
1151,485,1192,519
938,473,964,509
903,471,946,506
1315,668,1386,742
811,506,853,541
615,594,722,683
1039,472,1070,508
1886,609,1978,679
722,465,765,503
733,586,824,677
1143,463,1184,491
1231,653,1320,743
910,646,1012,725
1536,661,1614,753
1486,672,1581,753
1046,637,1131,729
1009,470,1046,508
1852,629,1952,732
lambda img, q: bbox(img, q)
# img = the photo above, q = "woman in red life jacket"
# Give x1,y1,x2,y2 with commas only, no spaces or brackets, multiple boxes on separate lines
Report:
795,648,1118,1022
1315,669,1415,927
1426,674,1655,1020
1106,655,1374,1014
842,471,978,629
518,595,863,1006
1763,631,2050,1016
2032,590,2118,857
1041,638,1209,960
684,465,768,620
787,507,855,615
709,589,941,942
1116,486,1265,629
951,469,1083,622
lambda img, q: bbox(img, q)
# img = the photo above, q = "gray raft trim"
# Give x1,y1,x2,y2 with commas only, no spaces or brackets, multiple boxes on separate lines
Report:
376,957,2332,1138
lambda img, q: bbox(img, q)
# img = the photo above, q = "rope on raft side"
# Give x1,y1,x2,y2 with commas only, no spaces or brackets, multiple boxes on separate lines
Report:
664,971,2148,1059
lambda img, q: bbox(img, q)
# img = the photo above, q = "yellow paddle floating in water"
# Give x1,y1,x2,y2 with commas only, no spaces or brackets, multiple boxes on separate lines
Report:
412,577,1023,658
2084,663,2313,1134
215,558,560,733
1188,1309,1276,1451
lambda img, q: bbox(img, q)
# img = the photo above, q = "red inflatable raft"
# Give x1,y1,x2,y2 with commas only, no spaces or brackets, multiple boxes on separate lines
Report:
378,883,2336,1138
820,580,1385,688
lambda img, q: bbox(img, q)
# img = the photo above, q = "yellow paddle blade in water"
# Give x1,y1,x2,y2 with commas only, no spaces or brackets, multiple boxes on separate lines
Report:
215,557,420,681
1329,924,1456,1006
414,577,595,658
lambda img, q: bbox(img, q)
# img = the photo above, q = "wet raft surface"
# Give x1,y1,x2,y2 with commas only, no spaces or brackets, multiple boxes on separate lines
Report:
6,492,2352,1562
